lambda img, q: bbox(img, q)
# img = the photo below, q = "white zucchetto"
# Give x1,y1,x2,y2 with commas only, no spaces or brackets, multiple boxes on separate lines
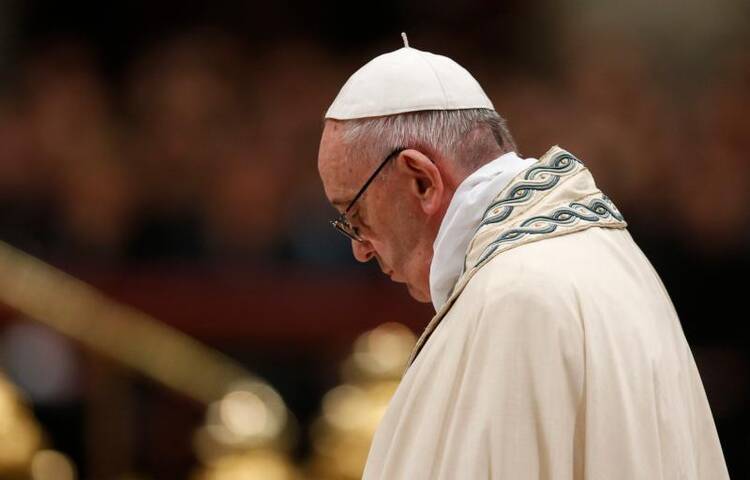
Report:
325,35,494,120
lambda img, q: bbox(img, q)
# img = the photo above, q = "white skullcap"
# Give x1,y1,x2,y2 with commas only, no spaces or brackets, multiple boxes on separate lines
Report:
325,34,494,120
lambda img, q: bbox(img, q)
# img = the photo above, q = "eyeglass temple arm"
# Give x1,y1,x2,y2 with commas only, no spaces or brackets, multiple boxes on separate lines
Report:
344,147,405,214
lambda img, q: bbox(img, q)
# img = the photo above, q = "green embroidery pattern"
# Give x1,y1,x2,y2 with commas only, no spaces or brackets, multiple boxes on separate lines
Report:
480,151,580,226
475,195,625,267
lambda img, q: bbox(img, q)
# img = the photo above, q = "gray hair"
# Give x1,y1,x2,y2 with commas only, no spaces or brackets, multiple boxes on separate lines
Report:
340,108,517,172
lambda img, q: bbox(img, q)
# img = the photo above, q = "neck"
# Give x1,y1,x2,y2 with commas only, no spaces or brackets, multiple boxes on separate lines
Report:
451,147,508,187
428,150,536,310
429,147,508,248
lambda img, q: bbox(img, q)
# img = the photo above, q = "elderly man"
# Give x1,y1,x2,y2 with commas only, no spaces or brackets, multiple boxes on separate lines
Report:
317,36,729,480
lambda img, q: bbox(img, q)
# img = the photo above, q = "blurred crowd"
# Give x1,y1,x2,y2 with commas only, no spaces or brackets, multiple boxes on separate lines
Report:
0,29,748,268
0,13,748,478
0,32,349,267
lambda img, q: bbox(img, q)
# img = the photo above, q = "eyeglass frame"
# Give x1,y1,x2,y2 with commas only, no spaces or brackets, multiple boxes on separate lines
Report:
330,146,407,242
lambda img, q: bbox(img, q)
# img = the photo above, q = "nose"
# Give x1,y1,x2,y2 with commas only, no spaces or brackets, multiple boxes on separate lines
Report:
351,238,375,263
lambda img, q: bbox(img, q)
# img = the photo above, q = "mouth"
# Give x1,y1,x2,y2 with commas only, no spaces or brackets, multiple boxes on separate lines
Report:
375,255,403,282
375,257,393,278
385,270,404,283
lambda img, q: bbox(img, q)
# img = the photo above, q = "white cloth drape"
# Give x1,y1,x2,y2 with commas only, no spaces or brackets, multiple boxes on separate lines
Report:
430,151,536,311
364,147,729,480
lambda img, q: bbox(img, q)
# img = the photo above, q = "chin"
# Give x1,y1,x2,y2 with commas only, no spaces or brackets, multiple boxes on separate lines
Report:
405,283,431,303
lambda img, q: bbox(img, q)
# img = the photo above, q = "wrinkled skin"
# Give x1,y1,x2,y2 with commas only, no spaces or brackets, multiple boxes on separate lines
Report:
317,120,459,302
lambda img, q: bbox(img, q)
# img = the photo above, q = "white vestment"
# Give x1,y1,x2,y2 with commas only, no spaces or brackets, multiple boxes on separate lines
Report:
363,147,729,480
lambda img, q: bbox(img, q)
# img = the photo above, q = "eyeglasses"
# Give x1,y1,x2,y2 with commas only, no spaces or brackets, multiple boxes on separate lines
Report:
330,147,406,242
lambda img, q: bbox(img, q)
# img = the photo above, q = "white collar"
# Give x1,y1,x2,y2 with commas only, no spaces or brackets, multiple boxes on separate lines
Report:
429,151,537,311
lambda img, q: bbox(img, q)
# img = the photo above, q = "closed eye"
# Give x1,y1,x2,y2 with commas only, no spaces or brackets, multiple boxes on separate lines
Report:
350,209,368,232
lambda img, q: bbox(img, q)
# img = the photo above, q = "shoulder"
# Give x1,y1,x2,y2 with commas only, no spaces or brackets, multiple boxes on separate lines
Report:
465,238,578,307
451,246,583,340
467,226,636,296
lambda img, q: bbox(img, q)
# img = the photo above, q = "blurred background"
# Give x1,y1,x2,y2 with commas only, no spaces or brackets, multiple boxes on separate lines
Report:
0,0,747,478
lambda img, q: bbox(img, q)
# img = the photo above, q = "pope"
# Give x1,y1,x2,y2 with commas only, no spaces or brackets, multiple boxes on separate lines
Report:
317,34,729,480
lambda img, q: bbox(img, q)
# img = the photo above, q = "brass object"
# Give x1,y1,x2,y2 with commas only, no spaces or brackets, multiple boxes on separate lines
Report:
306,322,416,479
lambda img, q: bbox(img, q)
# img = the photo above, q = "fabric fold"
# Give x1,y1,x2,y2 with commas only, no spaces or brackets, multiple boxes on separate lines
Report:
430,151,536,311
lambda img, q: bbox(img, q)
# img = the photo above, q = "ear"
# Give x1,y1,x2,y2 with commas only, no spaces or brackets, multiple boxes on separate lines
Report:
395,149,445,215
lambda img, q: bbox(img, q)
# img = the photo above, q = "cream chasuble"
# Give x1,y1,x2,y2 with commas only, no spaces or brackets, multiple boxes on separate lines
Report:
362,147,729,480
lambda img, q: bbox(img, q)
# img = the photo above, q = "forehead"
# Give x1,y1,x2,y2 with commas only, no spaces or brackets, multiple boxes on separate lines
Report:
318,120,367,207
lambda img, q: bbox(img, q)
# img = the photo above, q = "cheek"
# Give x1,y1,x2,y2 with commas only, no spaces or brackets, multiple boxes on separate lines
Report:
365,220,405,267
387,222,424,274
368,197,423,270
